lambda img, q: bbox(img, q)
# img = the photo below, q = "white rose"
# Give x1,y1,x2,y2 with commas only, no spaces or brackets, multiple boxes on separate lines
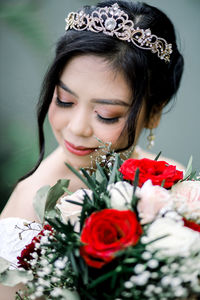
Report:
56,189,92,225
107,181,135,210
171,180,200,221
145,217,200,257
136,180,172,224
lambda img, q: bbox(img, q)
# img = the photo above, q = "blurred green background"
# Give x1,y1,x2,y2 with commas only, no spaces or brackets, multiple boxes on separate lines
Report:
0,0,200,212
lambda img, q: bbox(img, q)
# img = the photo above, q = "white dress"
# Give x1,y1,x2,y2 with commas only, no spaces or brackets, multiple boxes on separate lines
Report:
0,218,42,268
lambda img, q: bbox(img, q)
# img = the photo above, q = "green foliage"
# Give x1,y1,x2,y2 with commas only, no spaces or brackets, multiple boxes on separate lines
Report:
183,156,193,180
65,154,125,232
154,151,162,161
3,151,199,299
0,266,33,287
43,157,145,299
0,257,11,274
44,179,69,218
33,185,50,223
182,156,199,181
107,154,123,185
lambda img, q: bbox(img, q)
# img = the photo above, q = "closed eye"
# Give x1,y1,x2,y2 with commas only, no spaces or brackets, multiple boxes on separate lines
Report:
56,97,73,107
97,114,119,124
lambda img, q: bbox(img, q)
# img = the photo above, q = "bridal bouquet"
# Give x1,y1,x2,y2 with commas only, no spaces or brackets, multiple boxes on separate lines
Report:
1,154,200,300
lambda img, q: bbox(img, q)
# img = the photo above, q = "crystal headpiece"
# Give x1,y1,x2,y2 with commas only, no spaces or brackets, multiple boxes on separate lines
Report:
65,3,172,63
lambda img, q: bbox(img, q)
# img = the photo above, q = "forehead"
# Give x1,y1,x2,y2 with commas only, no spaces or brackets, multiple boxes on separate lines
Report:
60,55,132,103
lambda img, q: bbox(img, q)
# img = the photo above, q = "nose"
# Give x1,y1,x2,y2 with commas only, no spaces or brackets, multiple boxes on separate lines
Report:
68,106,93,137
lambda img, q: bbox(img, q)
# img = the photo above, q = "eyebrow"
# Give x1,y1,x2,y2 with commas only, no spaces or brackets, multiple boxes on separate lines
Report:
58,80,130,107
91,98,130,107
59,80,77,97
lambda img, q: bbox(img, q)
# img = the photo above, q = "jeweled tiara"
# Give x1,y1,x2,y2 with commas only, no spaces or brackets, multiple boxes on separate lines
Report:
65,3,172,63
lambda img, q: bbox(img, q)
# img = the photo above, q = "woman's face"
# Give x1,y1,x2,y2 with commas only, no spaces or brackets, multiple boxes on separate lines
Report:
48,55,146,167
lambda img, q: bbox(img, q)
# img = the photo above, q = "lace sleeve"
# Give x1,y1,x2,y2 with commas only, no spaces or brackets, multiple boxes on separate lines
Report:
0,217,42,268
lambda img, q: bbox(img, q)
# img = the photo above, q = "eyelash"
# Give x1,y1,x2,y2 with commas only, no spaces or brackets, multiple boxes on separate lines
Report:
56,97,73,107
56,97,119,124
96,114,119,124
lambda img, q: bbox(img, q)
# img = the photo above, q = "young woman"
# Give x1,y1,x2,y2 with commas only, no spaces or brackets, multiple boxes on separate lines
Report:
0,0,184,296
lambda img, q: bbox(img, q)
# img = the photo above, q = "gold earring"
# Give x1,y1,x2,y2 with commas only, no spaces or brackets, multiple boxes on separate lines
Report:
147,129,155,149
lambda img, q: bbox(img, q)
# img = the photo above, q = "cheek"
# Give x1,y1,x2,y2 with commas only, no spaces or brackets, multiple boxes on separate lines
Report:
48,102,58,130
94,121,127,146
48,102,66,132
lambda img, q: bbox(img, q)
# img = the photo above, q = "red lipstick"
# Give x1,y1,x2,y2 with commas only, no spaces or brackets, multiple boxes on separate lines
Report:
64,140,96,156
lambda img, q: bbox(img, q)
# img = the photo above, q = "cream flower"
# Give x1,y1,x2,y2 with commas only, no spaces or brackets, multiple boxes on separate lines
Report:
145,217,200,257
171,180,200,221
137,180,171,224
56,189,92,225
107,181,134,210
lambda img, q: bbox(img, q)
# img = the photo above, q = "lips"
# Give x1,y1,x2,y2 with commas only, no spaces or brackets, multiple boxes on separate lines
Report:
64,140,96,156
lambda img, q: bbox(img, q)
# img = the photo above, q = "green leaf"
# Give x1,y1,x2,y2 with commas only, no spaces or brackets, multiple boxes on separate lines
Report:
33,185,50,223
0,269,33,286
101,194,111,208
98,177,106,189
108,154,120,185
183,156,193,180
88,269,117,289
65,163,99,197
62,187,73,195
66,200,83,206
0,257,11,274
45,179,69,217
188,170,197,180
123,257,138,264
65,162,91,186
96,164,107,184
111,270,118,290
161,179,166,188
131,194,140,209
69,252,78,275
133,168,139,193
79,258,88,285
80,169,97,190
154,151,162,161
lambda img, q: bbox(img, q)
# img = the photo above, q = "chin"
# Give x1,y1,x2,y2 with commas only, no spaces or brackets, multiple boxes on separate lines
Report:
63,149,93,169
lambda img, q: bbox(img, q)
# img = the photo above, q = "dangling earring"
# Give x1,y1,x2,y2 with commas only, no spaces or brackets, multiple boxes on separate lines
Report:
147,129,155,149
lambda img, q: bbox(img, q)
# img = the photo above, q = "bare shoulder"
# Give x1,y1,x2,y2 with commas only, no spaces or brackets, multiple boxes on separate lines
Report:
0,147,72,221
0,151,60,221
135,146,185,171
0,174,44,222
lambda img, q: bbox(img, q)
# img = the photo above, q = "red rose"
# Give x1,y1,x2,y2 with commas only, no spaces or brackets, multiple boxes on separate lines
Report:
80,209,142,269
183,218,200,233
119,158,183,189
17,224,53,269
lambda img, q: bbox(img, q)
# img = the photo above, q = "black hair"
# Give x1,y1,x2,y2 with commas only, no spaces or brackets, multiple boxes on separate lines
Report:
19,0,184,181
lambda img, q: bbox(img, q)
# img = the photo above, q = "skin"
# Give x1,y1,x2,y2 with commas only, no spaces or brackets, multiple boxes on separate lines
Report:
0,54,149,299
0,54,184,299
1,55,148,221
1,54,183,222
48,54,147,168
